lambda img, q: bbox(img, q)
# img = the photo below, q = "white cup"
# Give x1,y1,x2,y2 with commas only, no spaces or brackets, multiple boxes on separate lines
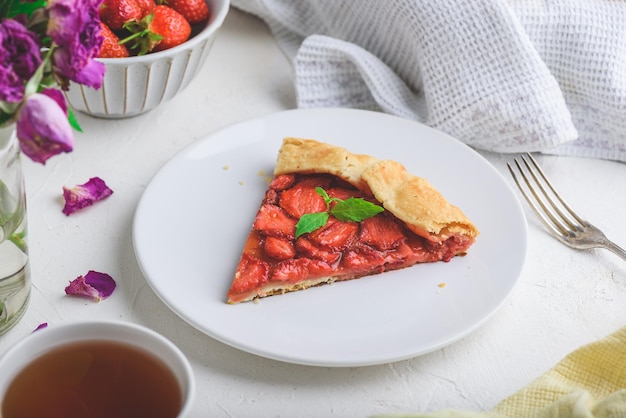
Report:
0,320,195,417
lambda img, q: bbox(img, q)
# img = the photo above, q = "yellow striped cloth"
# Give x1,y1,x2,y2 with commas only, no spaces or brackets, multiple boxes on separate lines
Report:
376,326,626,418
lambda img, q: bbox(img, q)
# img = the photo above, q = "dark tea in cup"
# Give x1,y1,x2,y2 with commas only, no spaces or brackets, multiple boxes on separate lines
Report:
3,340,181,418
0,321,194,418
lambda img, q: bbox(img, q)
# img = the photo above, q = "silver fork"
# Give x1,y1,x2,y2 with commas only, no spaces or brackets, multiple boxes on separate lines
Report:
507,153,626,261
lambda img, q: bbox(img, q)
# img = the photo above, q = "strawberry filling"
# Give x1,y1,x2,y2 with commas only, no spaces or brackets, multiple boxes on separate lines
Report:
228,174,474,302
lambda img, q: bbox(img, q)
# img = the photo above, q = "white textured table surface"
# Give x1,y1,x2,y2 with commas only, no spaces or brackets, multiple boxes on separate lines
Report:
2,7,626,417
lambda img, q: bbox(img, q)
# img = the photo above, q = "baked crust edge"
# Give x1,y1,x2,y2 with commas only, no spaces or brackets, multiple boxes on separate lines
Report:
274,137,479,242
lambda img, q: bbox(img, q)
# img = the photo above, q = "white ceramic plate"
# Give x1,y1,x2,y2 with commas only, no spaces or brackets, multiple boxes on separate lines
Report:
133,108,527,367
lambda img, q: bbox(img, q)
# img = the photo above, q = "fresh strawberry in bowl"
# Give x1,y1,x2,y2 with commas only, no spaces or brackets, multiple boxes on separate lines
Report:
99,22,129,58
99,0,152,31
167,0,210,24
65,0,229,119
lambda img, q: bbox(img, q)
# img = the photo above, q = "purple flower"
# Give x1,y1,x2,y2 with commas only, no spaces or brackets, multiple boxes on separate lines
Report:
65,270,116,302
16,91,74,164
46,0,105,90
40,87,68,114
0,17,42,103
0,66,24,104
62,177,113,215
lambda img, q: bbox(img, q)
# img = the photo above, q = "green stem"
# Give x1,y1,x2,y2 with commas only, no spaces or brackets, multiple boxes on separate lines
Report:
24,46,55,97
9,231,28,254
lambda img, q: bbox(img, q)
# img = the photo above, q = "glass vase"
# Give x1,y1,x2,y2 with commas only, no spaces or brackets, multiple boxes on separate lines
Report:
0,125,30,334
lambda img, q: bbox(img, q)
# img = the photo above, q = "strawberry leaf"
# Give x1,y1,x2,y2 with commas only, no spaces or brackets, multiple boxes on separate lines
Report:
331,197,384,222
121,13,163,56
295,212,329,239
315,186,331,203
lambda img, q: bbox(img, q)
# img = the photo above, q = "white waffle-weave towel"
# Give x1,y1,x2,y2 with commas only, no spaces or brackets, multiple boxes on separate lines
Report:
231,0,626,162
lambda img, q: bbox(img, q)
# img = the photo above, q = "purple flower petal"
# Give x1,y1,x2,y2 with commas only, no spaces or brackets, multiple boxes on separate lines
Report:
65,270,116,302
33,323,48,332
62,177,113,216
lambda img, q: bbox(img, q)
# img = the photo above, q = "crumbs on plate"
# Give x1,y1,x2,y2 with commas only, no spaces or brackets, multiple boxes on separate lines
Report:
257,170,272,183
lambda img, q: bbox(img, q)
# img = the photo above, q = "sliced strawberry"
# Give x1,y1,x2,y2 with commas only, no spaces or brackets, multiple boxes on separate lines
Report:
100,0,143,30
404,235,441,263
264,236,296,260
269,174,295,191
98,22,129,58
229,254,269,295
279,185,326,219
326,187,366,201
253,204,297,239
242,231,264,259
272,258,333,283
380,242,412,268
359,215,406,251
307,217,358,251
428,234,473,262
295,237,341,265
166,0,210,24
295,174,334,190
262,189,279,205
341,246,386,274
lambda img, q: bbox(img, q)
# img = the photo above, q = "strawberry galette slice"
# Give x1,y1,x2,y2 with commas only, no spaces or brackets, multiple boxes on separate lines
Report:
226,138,479,304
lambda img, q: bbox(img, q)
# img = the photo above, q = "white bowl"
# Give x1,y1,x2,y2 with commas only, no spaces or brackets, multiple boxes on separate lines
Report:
65,0,229,119
0,320,195,417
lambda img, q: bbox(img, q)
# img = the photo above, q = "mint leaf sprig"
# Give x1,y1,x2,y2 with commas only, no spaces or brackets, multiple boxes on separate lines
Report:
295,187,384,238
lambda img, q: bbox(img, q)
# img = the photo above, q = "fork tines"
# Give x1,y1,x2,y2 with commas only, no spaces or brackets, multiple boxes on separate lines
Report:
508,153,626,260
507,153,583,238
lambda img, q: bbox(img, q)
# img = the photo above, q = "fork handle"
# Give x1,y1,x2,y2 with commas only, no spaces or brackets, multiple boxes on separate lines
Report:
604,240,626,262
